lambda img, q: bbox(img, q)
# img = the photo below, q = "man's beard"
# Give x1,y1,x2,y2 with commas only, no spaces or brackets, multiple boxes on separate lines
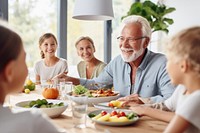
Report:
120,47,145,62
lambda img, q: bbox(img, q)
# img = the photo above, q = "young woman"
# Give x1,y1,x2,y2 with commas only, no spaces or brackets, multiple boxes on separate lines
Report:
34,33,68,83
0,21,61,133
130,27,200,133
75,36,106,79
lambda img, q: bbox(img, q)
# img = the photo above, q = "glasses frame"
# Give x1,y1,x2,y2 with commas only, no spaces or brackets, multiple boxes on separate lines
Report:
117,36,147,44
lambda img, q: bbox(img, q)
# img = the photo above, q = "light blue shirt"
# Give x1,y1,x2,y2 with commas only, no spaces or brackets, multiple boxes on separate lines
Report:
80,49,175,103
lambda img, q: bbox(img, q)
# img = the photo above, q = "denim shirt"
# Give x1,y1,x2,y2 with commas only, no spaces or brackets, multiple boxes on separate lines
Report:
80,49,175,103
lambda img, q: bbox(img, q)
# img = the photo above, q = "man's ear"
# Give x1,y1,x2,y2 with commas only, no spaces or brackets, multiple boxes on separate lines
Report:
4,61,15,83
143,37,150,48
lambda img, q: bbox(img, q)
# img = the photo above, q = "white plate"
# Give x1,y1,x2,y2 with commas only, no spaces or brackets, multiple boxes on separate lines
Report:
15,99,68,118
88,109,139,126
67,92,120,104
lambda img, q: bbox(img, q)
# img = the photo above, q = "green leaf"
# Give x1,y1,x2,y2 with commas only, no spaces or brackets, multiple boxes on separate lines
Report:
163,18,174,25
121,0,176,33
143,1,156,10
164,7,176,15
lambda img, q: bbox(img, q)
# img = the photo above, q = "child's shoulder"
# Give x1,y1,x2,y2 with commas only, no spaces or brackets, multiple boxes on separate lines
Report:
34,59,44,66
58,58,68,65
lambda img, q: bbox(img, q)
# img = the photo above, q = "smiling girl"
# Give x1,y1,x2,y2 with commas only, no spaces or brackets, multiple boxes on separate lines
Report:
34,33,68,83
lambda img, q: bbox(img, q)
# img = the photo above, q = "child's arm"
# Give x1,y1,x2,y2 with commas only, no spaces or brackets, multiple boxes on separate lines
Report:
35,75,40,84
130,105,174,122
164,115,190,133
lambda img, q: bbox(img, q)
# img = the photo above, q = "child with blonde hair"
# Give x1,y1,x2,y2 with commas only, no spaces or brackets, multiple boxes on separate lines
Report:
34,33,68,83
164,27,200,132
130,27,200,133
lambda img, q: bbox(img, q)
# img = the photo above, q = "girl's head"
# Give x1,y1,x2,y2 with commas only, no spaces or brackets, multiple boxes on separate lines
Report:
39,33,58,59
75,36,96,62
0,21,28,96
166,27,200,84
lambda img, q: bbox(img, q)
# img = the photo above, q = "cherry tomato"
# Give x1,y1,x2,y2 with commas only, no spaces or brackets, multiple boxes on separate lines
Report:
117,113,121,118
101,111,107,116
108,103,114,107
119,111,126,117
110,111,118,116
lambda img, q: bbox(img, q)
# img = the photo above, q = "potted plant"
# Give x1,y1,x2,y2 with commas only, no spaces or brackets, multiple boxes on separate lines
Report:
122,1,176,33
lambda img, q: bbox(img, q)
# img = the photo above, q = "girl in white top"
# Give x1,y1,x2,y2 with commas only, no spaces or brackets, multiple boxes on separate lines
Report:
164,27,200,133
130,27,200,133
0,21,61,133
34,33,68,83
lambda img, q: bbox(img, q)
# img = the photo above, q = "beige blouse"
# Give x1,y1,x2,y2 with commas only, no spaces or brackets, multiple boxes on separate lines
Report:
77,61,106,79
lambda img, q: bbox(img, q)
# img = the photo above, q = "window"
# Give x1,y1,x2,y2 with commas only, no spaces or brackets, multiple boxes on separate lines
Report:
67,0,104,66
8,0,57,67
112,0,133,59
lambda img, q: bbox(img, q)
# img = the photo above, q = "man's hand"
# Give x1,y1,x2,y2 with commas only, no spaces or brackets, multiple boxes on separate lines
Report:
52,71,68,81
118,94,144,107
52,71,80,85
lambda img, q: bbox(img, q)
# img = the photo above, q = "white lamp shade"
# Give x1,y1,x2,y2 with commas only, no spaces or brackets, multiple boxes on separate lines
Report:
72,0,114,21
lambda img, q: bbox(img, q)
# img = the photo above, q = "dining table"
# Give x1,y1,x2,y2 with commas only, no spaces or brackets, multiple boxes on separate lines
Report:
6,87,168,133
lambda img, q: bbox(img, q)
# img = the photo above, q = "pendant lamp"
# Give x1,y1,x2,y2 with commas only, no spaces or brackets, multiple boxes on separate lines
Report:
72,0,114,21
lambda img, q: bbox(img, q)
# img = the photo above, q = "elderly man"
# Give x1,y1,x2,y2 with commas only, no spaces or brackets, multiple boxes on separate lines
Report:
55,15,175,104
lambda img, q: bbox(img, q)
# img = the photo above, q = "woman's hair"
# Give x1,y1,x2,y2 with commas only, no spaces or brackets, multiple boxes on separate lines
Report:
75,36,95,49
122,15,152,39
166,26,200,76
39,33,58,59
0,21,22,73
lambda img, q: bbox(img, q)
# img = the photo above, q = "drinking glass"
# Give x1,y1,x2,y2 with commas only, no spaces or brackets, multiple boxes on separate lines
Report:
59,79,65,100
71,95,88,128
59,81,72,100
65,81,73,93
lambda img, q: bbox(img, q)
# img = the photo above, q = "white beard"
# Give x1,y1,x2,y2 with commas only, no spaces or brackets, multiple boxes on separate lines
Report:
120,47,145,62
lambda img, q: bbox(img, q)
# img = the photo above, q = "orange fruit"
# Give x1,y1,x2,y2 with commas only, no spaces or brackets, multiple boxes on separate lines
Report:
42,88,59,99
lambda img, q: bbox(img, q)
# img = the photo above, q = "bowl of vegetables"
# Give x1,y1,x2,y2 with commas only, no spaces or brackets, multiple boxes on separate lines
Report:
67,85,120,104
15,99,68,118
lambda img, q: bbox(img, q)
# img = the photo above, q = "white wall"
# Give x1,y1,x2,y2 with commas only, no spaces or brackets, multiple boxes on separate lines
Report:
166,0,200,36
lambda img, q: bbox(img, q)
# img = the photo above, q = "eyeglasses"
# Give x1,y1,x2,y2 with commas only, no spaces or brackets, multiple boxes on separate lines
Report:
117,36,147,44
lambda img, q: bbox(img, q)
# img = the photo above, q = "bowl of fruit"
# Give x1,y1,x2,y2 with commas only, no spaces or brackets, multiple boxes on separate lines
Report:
15,99,68,118
88,109,139,126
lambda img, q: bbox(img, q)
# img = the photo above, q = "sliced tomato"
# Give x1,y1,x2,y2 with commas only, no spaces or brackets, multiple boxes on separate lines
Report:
101,111,107,116
108,103,114,107
110,111,118,116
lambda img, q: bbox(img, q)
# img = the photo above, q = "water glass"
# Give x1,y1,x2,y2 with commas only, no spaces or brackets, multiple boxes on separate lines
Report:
71,95,88,128
59,81,72,100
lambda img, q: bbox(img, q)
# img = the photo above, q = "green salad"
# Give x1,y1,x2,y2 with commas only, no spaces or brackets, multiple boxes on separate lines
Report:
73,85,87,94
23,99,64,108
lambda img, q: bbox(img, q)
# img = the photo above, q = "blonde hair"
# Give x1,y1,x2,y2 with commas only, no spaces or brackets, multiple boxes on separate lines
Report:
75,36,95,49
39,33,58,59
166,26,200,76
